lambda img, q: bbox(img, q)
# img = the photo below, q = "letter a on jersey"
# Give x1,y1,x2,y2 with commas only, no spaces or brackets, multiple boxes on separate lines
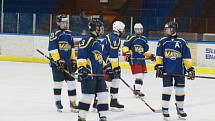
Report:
175,42,180,48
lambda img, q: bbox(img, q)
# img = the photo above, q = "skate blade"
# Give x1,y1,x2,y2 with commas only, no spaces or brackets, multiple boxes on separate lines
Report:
110,107,124,112
178,116,186,120
163,117,170,121
70,108,78,113
57,109,63,112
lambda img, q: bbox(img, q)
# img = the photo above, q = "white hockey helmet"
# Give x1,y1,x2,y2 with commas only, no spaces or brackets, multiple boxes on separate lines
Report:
134,23,143,29
112,21,125,33
134,23,143,35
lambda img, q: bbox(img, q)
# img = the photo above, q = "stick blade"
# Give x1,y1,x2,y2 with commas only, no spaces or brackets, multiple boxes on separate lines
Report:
154,109,162,113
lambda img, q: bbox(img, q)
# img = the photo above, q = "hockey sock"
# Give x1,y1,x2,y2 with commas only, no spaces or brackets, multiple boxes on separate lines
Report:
175,87,185,109
53,81,63,101
110,79,120,99
162,86,173,109
133,73,144,91
134,79,143,91
97,92,109,118
78,94,94,118
67,80,77,102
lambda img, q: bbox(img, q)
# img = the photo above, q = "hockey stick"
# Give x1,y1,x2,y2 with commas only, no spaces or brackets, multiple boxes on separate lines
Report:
119,77,162,113
36,49,77,79
36,49,106,78
163,73,215,79
73,73,105,77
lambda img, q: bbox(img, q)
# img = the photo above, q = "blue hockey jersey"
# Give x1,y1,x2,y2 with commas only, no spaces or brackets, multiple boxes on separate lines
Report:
103,32,121,68
123,35,149,65
77,35,104,75
156,36,193,74
48,29,76,67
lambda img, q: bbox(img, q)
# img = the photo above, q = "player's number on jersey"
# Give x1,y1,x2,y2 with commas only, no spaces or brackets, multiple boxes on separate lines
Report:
80,40,85,46
50,33,55,38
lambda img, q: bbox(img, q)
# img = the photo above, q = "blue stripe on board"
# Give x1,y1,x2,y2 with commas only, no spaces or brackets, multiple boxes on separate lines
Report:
0,33,215,44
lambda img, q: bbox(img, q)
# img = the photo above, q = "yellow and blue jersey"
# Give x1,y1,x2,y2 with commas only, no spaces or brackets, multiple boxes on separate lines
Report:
77,35,104,75
48,29,75,67
103,32,121,68
123,35,149,65
156,36,192,74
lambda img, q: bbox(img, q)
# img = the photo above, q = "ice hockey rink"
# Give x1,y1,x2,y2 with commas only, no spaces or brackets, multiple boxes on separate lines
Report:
1,61,215,121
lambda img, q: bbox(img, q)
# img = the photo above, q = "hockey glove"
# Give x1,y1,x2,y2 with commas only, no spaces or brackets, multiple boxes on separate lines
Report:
113,66,121,78
154,64,164,78
67,59,77,73
56,60,65,71
104,63,114,80
186,67,195,80
148,54,156,61
123,52,131,62
144,51,156,61
78,66,91,82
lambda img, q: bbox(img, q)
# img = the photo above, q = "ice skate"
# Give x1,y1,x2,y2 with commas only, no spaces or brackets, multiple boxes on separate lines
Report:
175,103,187,120
133,85,145,99
70,101,78,113
78,116,86,121
133,90,145,99
99,116,107,121
162,109,170,121
55,101,63,112
110,98,124,112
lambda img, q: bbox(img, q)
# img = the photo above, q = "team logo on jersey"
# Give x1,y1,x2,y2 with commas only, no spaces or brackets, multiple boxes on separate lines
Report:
134,45,144,54
92,50,103,64
164,49,182,60
58,41,71,51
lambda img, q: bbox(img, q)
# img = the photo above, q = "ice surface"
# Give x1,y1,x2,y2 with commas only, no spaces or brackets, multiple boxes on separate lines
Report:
1,62,215,121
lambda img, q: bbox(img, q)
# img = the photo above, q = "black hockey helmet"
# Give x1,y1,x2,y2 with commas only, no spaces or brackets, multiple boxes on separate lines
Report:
165,21,178,31
56,14,68,22
164,21,178,36
88,19,104,37
88,19,103,31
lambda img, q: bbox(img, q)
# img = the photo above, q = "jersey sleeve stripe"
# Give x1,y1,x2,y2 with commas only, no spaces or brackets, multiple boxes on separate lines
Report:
49,49,60,61
77,59,88,68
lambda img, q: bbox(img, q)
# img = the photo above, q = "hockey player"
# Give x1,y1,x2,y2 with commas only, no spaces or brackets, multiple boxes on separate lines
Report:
103,21,125,111
122,23,155,98
154,21,195,120
77,19,112,121
48,14,78,112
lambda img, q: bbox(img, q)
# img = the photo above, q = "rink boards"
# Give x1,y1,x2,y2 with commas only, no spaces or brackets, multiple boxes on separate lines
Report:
0,34,214,75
